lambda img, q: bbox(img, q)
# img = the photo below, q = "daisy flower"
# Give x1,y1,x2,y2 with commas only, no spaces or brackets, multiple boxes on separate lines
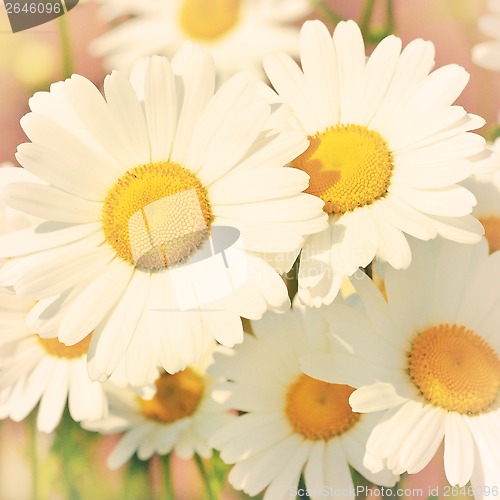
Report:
302,237,500,494
463,139,500,252
472,0,500,71
91,0,311,78
209,305,398,500
264,20,489,306
0,288,107,433
0,46,326,384
82,345,231,469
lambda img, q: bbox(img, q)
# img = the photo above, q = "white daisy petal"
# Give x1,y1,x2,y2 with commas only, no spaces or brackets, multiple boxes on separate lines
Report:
64,75,137,171
59,258,133,345
143,55,177,162
324,440,353,497
68,360,107,422
170,45,215,165
350,383,408,413
303,441,326,495
263,440,311,500
124,312,159,388
444,412,475,487
103,70,151,166
107,426,152,469
89,271,151,381
16,141,112,201
300,20,339,129
8,355,51,421
37,359,70,433
332,20,366,124
0,222,100,259
4,182,102,223
264,51,320,134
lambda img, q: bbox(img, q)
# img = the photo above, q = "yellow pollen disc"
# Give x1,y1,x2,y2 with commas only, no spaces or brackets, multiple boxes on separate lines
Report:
479,216,500,253
179,0,241,41
409,324,500,414
102,162,213,272
37,333,92,359
291,124,393,215
285,374,360,440
138,369,205,424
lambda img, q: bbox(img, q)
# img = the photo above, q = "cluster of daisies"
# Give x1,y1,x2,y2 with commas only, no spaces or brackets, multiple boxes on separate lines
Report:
0,0,499,498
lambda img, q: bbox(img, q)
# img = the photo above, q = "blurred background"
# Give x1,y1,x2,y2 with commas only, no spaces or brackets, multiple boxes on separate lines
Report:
0,0,498,498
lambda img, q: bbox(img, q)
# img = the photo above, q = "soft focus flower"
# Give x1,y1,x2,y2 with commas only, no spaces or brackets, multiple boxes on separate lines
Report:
463,138,500,252
91,0,311,78
0,46,326,384
209,305,398,500
472,0,500,71
82,345,231,469
302,238,500,493
0,289,108,433
264,20,489,307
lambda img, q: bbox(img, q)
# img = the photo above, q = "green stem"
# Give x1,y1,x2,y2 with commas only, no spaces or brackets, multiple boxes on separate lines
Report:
163,455,175,500
29,417,39,500
386,0,395,35
313,0,344,25
359,0,377,36
194,455,217,500
57,14,74,78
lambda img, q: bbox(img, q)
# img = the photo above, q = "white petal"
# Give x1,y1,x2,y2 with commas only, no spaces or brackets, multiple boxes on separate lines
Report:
350,383,409,413
0,222,100,259
201,310,243,347
107,426,150,469
88,271,151,381
300,20,339,129
59,258,133,345
144,56,177,162
4,182,102,223
37,359,70,433
444,412,475,487
103,70,150,166
170,44,215,166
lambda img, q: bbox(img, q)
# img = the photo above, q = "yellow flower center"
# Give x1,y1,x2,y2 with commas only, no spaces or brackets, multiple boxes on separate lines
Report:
138,369,205,424
479,216,500,253
285,374,360,440
409,324,500,414
179,0,241,41
291,124,393,215
37,333,92,359
102,162,213,271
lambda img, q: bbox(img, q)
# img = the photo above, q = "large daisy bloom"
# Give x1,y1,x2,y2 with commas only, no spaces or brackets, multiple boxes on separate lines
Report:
264,20,490,307
302,238,500,495
472,0,500,71
209,305,398,500
0,46,326,383
91,0,311,78
82,345,231,469
463,138,500,252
